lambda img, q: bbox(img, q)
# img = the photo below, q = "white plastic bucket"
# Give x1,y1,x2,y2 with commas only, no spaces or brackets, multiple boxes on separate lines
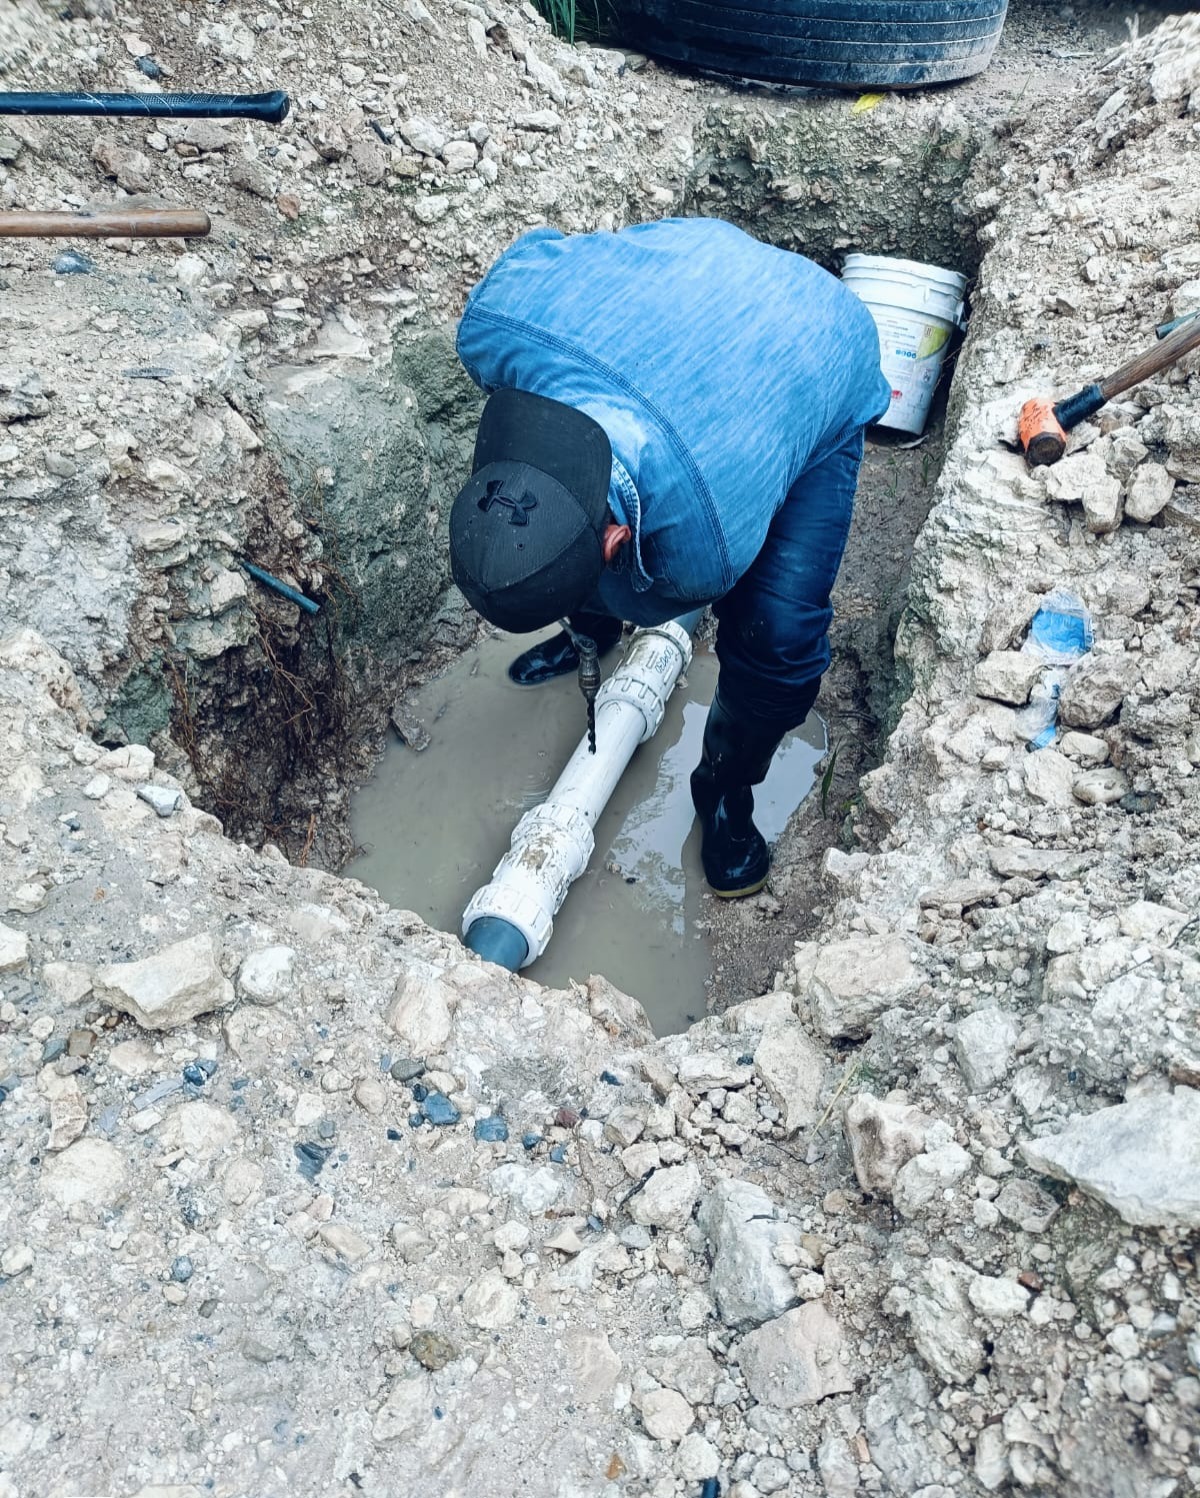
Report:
842,253,968,435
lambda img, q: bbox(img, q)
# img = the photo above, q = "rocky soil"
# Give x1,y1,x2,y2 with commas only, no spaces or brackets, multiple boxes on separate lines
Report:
2,2,1200,1497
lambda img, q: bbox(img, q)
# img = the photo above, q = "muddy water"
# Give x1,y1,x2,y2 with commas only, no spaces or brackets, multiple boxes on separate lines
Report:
347,627,825,1034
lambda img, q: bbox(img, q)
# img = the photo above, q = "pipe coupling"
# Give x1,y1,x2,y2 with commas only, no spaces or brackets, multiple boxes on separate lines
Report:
461,801,595,966
597,621,694,744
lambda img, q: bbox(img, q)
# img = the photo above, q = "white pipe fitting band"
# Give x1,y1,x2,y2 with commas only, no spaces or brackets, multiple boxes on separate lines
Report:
596,621,694,742
462,801,594,961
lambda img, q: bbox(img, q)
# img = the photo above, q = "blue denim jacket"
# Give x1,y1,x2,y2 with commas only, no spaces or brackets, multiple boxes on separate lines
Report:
456,217,891,626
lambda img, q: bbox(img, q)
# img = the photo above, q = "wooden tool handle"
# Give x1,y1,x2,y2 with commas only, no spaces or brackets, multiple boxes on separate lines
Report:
1101,313,1200,400
0,209,210,238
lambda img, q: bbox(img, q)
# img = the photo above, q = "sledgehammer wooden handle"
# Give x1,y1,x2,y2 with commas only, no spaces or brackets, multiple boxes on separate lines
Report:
0,209,210,238
1099,312,1200,400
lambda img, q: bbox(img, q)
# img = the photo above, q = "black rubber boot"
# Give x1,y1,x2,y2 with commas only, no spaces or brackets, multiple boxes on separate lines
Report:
507,613,622,686
690,691,789,899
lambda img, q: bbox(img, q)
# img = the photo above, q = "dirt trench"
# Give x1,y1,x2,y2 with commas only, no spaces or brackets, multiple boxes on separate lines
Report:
137,98,1001,1011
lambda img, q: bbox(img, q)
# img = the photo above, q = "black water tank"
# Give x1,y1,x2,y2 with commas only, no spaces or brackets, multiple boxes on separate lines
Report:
616,0,1009,88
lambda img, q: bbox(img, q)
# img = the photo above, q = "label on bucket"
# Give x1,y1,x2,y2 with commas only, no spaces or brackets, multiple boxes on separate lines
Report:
870,307,953,435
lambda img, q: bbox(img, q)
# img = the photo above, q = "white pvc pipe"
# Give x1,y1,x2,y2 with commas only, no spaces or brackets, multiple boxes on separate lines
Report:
462,616,698,968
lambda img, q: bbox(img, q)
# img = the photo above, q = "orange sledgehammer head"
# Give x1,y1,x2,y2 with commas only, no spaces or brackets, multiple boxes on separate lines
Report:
1018,397,1068,467
1018,382,1107,467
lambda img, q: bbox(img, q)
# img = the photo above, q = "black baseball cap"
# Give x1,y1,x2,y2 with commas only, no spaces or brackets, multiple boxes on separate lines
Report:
449,388,613,633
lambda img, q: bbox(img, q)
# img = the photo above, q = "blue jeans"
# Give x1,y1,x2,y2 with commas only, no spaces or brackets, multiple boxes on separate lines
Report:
711,429,862,729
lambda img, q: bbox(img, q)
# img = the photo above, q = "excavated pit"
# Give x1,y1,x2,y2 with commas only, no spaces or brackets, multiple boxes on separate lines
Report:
337,194,978,1022
136,110,992,1015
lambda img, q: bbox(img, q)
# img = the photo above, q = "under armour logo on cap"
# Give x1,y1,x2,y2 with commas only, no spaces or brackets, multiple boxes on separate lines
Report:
479,478,538,526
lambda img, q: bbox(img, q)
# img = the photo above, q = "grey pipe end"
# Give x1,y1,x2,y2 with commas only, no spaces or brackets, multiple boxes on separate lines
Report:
463,916,529,971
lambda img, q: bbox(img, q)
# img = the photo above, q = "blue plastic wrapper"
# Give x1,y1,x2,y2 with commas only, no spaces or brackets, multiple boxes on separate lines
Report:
52,250,95,275
1017,590,1093,750
1027,596,1094,665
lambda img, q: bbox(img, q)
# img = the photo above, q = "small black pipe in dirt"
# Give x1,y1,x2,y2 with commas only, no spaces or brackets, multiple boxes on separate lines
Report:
240,560,320,615
0,89,290,123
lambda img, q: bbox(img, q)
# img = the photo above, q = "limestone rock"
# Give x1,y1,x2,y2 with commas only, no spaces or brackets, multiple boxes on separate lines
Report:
968,1274,1031,1319
412,194,450,225
466,16,488,57
674,1434,719,1480
724,989,796,1033
461,1268,520,1328
988,846,1093,881
136,783,181,818
490,1163,564,1215
180,120,232,152
1020,1088,1200,1228
918,878,1000,912
565,1329,621,1403
677,1052,753,1090
41,961,92,1003
638,1386,693,1441
587,974,653,1040
158,1101,238,1159
229,157,276,200
975,1424,1010,1491
372,1374,432,1443
94,932,229,1031
893,1141,970,1218
399,116,446,156
512,109,562,132
350,138,387,185
386,966,454,1052
0,921,29,973
817,1434,860,1497
844,1092,926,1196
41,1138,127,1207
953,1008,1018,1092
40,1067,87,1151
1124,461,1174,522
236,945,297,1006
1059,654,1139,729
1043,450,1122,531
604,1106,646,1147
317,1222,371,1265
753,1023,825,1133
198,16,256,60
1083,474,1123,533
0,369,50,424
974,651,1041,705
1059,730,1108,765
91,138,154,191
652,1337,720,1405
737,1303,853,1408
1023,748,1075,806
906,1257,985,1384
1118,900,1189,943
805,935,920,1039
1042,448,1105,503
698,1178,801,1328
994,1178,1060,1233
441,139,478,173
1072,767,1129,805
402,0,439,31
524,47,567,103
628,1163,701,1231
